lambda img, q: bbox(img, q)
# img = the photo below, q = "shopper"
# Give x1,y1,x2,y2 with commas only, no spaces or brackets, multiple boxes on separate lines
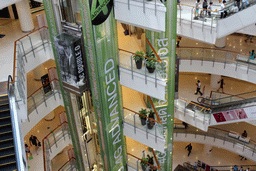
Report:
249,50,256,59
25,144,32,160
217,79,225,93
194,0,201,20
202,0,208,17
220,1,227,18
208,2,213,17
235,0,241,10
240,166,244,171
195,80,203,96
234,165,239,171
246,168,250,171
177,0,181,10
242,130,247,138
185,143,193,156
29,135,40,155
121,23,129,36
182,122,188,129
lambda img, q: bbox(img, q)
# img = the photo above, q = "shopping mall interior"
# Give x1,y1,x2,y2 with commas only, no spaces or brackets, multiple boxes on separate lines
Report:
1,0,256,170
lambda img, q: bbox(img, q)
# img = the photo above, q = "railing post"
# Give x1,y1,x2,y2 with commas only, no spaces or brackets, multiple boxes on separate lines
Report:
31,96,38,114
211,17,213,34
235,60,238,71
224,52,227,69
137,159,139,170
128,0,130,10
184,101,187,116
180,7,181,26
131,55,134,80
145,58,147,84
247,63,250,74
146,120,148,139
27,35,36,58
52,131,58,148
191,8,194,28
155,66,157,88
143,0,145,13
18,40,27,63
203,114,205,124
62,124,66,141
253,144,256,156
43,92,47,107
39,30,46,51
155,123,157,143
134,114,136,134
46,138,52,153
155,0,157,16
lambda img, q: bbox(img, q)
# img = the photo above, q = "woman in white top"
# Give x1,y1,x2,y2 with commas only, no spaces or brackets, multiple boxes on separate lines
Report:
194,0,201,19
220,0,227,18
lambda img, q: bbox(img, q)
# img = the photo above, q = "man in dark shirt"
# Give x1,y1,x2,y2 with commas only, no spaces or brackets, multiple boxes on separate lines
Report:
185,143,193,156
29,135,40,155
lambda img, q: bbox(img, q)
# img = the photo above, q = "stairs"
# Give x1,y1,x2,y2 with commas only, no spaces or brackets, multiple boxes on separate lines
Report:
0,95,17,171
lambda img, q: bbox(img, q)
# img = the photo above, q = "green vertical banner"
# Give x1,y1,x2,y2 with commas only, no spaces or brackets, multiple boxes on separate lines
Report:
43,0,85,170
145,0,177,169
78,0,126,170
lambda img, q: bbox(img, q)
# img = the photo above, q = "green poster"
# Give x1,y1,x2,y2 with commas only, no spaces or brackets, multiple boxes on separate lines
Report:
78,0,126,170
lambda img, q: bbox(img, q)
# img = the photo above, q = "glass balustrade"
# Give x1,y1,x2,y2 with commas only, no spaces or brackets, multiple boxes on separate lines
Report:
43,122,72,171
173,123,256,155
58,158,78,171
123,108,164,139
119,50,167,82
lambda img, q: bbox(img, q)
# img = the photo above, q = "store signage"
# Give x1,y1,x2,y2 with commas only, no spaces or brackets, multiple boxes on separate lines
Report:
89,0,113,25
41,74,52,94
54,33,87,95
213,106,256,123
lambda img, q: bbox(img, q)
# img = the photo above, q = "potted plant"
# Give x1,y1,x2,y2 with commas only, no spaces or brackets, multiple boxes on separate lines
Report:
147,155,157,171
147,110,155,130
141,156,149,171
139,108,148,126
133,51,144,69
146,51,157,73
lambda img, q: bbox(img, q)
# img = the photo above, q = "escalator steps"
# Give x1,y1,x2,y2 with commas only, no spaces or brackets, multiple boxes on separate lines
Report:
0,147,15,158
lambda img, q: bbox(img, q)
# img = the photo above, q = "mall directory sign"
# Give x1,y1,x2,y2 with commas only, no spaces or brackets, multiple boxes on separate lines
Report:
78,0,126,170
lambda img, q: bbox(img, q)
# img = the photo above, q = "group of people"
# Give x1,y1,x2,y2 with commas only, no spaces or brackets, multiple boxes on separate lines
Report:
233,165,250,171
25,135,41,160
195,78,224,96
194,0,214,20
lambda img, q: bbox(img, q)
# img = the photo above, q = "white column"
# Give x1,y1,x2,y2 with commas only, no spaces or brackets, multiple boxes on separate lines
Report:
33,65,47,81
215,37,226,48
15,0,34,32
211,74,221,88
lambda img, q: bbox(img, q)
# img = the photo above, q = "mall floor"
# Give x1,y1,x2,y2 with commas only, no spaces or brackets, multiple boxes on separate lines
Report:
1,8,256,170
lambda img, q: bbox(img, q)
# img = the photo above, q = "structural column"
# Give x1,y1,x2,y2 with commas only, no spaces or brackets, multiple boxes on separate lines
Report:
210,74,221,89
15,0,34,32
215,37,226,48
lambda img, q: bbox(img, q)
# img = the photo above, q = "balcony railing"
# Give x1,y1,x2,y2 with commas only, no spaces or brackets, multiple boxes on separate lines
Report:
177,47,256,73
27,78,61,119
43,121,72,171
11,26,51,111
58,157,78,171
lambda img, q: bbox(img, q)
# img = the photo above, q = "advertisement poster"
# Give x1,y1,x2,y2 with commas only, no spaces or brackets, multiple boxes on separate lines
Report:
213,107,254,123
54,32,87,94
41,74,52,94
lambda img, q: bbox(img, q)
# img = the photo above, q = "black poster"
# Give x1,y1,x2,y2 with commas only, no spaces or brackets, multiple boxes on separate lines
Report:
175,55,179,99
41,74,52,94
54,32,88,95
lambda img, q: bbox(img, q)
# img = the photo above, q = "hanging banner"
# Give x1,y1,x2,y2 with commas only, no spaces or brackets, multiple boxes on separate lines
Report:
78,0,126,170
54,32,87,95
89,0,113,25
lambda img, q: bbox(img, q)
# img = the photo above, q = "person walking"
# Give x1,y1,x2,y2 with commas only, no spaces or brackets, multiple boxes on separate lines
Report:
194,0,201,20
207,2,213,17
25,144,32,160
185,143,193,156
29,135,40,155
234,165,239,171
202,0,208,17
220,1,227,18
195,80,203,96
249,50,256,59
217,79,225,93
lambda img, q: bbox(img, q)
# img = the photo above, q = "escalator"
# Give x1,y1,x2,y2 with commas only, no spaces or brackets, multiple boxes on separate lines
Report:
0,94,17,171
196,90,256,114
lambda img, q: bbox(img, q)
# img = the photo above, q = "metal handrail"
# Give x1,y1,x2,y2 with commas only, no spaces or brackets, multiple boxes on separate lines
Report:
210,91,246,99
12,26,48,84
123,107,161,123
43,121,69,171
179,97,211,111
58,157,76,171
145,38,163,63
127,152,161,170
119,48,162,62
